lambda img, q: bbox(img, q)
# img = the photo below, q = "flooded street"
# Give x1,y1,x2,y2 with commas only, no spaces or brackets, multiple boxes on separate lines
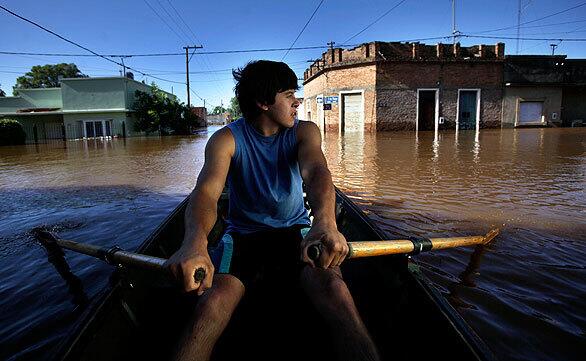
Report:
0,127,584,360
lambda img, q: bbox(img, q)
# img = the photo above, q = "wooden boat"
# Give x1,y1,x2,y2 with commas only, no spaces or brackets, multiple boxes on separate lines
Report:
50,189,496,361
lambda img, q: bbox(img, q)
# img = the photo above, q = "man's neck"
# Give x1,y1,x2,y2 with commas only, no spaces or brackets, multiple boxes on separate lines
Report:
249,115,280,136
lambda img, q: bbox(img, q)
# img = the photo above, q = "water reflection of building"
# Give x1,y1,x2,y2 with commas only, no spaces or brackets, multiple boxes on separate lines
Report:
0,77,176,143
321,130,378,196
303,41,505,133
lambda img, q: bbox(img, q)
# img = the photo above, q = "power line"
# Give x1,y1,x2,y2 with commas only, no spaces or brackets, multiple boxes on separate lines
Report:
0,45,333,58
0,4,185,86
470,2,586,35
142,0,187,44
160,0,227,107
155,0,192,42
461,34,586,41
166,0,201,43
512,19,586,30
344,0,408,44
282,0,326,61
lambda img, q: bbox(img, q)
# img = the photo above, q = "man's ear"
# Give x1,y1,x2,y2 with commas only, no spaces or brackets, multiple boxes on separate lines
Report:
256,101,269,111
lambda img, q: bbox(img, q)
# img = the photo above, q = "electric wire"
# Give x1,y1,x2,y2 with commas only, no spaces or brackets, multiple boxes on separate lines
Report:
282,0,326,60
469,2,586,35
344,0,408,44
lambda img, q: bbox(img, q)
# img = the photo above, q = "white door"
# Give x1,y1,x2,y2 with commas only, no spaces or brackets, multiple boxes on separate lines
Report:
519,102,543,124
342,93,363,132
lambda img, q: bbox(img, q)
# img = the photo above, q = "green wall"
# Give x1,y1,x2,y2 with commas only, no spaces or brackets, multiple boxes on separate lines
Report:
18,88,62,108
61,78,126,111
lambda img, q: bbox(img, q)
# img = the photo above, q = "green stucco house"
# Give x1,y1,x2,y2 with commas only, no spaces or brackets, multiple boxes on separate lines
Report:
0,77,174,142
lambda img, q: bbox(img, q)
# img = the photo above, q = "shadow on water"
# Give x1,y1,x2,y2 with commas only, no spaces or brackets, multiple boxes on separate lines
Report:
0,185,188,361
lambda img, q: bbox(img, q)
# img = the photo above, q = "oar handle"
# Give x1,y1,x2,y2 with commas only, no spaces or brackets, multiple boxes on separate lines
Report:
194,267,206,283
34,229,207,283
307,229,499,261
307,244,322,261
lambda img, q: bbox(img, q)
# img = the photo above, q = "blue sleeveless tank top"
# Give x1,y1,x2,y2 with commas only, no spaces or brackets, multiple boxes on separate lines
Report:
225,118,310,234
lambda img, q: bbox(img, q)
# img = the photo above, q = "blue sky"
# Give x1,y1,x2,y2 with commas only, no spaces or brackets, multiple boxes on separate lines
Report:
1,0,585,109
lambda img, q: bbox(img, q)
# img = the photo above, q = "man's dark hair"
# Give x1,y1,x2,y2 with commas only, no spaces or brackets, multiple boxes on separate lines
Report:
233,60,299,120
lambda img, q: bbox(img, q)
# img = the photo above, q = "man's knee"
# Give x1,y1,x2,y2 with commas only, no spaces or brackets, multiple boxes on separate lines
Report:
196,275,244,320
300,266,349,304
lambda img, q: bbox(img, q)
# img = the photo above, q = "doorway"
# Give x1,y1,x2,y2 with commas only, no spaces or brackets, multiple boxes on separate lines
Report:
341,92,363,133
83,120,112,138
417,89,438,131
458,90,480,130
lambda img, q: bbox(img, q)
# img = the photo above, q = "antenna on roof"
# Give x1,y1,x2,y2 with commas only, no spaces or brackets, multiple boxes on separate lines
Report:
451,0,461,45
516,0,522,54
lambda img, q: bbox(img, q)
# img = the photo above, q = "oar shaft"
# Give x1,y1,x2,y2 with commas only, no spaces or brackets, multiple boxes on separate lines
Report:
56,239,167,271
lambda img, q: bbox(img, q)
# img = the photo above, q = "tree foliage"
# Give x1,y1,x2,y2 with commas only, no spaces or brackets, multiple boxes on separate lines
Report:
229,96,242,119
212,105,227,115
14,63,87,94
0,84,6,97
0,119,26,145
133,83,201,135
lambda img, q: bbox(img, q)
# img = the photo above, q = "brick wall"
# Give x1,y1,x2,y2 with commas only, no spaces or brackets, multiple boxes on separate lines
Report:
304,65,376,132
376,62,503,130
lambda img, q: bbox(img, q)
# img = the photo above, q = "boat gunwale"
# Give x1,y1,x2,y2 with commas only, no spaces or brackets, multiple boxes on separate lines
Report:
53,189,496,361
53,197,191,361
335,189,497,361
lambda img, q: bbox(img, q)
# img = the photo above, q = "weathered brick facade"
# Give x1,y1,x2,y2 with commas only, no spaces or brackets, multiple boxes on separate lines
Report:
303,41,504,132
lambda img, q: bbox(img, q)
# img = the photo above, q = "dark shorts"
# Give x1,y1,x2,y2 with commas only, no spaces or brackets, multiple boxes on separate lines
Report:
209,225,310,288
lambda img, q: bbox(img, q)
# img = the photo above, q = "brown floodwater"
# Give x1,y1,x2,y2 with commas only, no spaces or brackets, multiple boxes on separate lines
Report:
0,127,584,360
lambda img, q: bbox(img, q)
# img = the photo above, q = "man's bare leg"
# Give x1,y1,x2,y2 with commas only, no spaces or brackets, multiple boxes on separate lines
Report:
173,274,245,361
300,266,381,361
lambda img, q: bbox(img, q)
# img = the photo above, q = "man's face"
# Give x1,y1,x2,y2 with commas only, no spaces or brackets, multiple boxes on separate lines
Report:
264,89,300,128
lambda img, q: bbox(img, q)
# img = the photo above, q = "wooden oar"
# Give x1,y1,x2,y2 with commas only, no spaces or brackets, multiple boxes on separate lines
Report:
33,228,206,282
308,228,499,261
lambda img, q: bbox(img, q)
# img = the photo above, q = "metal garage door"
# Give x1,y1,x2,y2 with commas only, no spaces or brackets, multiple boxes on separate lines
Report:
342,93,363,132
518,101,543,124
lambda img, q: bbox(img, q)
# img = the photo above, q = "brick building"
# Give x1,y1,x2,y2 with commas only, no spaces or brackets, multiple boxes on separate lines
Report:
303,41,505,132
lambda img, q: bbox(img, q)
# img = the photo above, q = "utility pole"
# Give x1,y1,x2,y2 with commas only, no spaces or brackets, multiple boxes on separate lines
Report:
550,43,558,56
120,57,127,77
328,41,336,56
184,45,203,108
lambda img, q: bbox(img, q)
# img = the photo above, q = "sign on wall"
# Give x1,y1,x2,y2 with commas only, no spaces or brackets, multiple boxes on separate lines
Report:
324,96,339,104
316,96,323,104
323,104,332,110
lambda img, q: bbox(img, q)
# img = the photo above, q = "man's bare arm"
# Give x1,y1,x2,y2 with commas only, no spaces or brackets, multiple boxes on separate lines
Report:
165,127,234,294
297,121,348,268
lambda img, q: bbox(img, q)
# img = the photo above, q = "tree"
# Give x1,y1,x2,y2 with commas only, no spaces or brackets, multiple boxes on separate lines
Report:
212,105,227,115
0,88,5,97
0,119,26,145
13,63,87,94
133,84,201,135
229,96,242,119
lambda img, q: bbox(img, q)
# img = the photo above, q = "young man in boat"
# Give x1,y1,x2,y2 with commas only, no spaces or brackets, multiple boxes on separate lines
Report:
165,60,380,361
